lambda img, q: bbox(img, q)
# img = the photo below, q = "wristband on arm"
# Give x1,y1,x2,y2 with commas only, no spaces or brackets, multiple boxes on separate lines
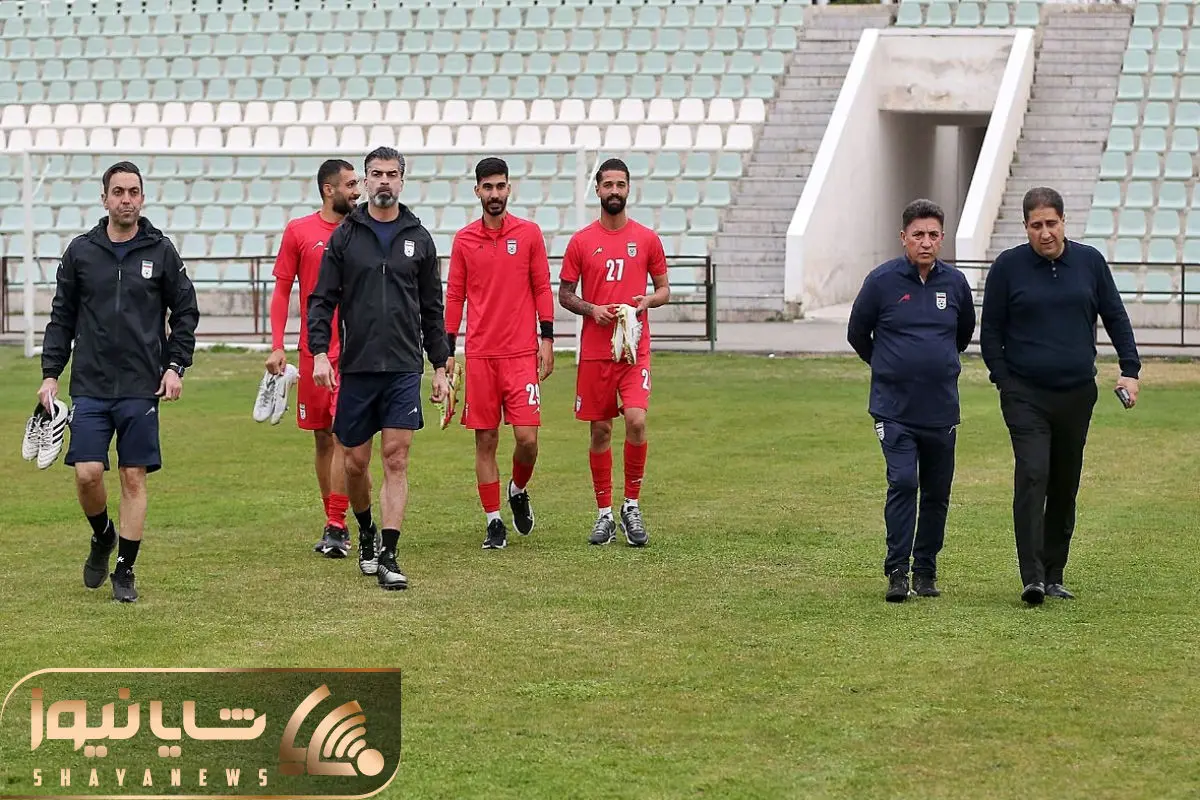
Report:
540,321,554,341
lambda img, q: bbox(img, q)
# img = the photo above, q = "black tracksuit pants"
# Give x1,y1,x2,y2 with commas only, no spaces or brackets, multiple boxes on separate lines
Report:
875,419,957,578
998,377,1098,587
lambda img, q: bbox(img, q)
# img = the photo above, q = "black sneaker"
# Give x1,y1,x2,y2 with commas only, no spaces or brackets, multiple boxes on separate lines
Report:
84,523,116,589
912,574,940,597
376,551,408,591
1021,582,1045,605
111,570,138,603
313,525,350,558
885,569,910,603
508,481,535,535
588,514,616,545
483,518,508,550
619,503,648,547
358,525,379,576
1045,583,1074,600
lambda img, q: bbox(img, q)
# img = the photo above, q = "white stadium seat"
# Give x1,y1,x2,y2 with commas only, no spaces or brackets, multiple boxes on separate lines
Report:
368,125,395,147
500,100,526,124
634,124,662,149
646,98,674,124
708,98,736,124
454,124,482,149
677,98,705,124
727,124,754,150
471,100,498,124
104,103,131,127
28,104,52,127
225,126,253,148
311,125,338,149
144,127,170,148
618,99,645,124
282,126,309,148
327,100,355,124
35,127,59,148
664,124,693,149
358,100,384,124
484,123,511,148
738,98,765,124
171,127,196,149
197,126,223,149
443,100,470,124
1,105,26,128
397,125,423,149
53,104,78,126
251,126,278,150
560,99,585,124
89,128,114,149
162,102,188,127
412,100,439,125
339,124,366,149
544,125,570,148
603,123,631,150
695,124,723,149
575,124,601,148
134,103,159,126
514,124,541,147
61,128,86,149
528,99,555,124
261,101,288,125
298,101,324,124
587,99,614,125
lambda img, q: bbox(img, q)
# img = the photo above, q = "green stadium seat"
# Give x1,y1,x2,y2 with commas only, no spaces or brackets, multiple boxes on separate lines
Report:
895,4,923,26
1164,152,1192,179
1112,238,1142,264
1143,271,1174,302
1162,3,1190,28
1152,210,1181,237
925,3,952,26
1111,102,1139,128
1093,181,1122,208
1131,152,1160,178
1099,151,1127,179
1126,181,1155,209
1160,181,1188,210
1147,76,1174,100
1085,208,1115,237
1144,102,1171,127
954,2,981,26
1118,209,1146,237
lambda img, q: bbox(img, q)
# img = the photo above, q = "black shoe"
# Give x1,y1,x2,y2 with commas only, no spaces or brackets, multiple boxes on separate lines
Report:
619,502,649,547
84,523,116,589
508,481,535,535
313,525,350,558
1021,582,1045,605
358,525,379,576
1045,583,1075,600
912,574,940,597
588,514,616,545
885,569,910,603
482,518,508,550
111,570,138,603
376,551,408,591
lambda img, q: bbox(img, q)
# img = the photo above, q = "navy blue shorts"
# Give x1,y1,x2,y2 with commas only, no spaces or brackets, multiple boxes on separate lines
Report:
65,396,162,473
333,372,424,448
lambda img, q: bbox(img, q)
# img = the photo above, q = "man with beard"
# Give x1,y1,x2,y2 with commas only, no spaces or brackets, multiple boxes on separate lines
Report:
37,161,200,603
981,186,1140,606
444,157,555,550
307,147,451,591
558,157,670,548
265,159,363,561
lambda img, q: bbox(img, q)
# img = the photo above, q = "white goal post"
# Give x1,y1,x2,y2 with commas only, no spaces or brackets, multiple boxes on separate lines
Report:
17,144,600,359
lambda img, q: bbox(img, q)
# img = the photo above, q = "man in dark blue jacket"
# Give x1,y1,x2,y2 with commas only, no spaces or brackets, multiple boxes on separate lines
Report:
848,199,975,602
981,187,1140,606
38,161,199,604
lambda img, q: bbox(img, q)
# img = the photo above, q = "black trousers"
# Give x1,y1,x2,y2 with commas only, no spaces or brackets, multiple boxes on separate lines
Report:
875,419,957,578
998,377,1097,587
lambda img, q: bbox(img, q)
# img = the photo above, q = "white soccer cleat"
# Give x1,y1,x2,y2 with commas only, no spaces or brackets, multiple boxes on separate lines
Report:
270,364,300,426
21,405,43,461
253,370,277,423
37,399,69,470
611,304,641,364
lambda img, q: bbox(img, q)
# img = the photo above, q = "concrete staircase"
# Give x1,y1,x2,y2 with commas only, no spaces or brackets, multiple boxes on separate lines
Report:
711,4,893,321
986,4,1133,260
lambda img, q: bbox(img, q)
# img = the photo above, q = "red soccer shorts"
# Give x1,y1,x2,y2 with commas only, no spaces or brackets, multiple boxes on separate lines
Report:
574,356,652,421
462,354,542,430
297,352,339,431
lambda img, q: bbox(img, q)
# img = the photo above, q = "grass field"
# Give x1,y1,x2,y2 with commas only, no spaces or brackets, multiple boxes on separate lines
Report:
2,346,1199,799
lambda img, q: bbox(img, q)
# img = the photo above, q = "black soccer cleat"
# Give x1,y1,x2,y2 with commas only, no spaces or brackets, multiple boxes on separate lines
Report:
1045,583,1075,600
1021,582,1046,605
912,574,940,597
376,552,408,591
508,482,535,536
619,503,648,547
313,525,350,558
588,514,616,546
358,525,379,576
111,570,138,603
885,569,911,603
83,523,116,589
482,518,508,550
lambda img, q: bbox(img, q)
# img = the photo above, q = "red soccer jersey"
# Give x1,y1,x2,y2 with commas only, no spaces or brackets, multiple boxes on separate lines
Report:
560,218,668,362
445,214,554,359
273,212,341,359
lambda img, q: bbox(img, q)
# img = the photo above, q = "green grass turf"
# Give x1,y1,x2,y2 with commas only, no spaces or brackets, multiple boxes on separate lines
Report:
2,347,1199,799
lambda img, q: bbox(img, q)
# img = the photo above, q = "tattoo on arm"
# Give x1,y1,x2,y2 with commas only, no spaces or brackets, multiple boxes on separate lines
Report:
558,280,591,317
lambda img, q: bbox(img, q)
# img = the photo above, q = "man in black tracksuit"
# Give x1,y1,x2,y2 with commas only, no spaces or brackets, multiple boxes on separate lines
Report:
308,146,451,592
38,161,199,603
981,187,1140,606
848,199,975,602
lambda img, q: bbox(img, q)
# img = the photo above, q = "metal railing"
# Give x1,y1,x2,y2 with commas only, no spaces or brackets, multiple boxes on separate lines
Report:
2,252,718,350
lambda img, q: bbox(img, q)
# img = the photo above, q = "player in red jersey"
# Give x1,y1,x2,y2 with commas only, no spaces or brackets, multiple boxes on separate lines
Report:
445,157,556,551
558,157,671,547
265,159,365,562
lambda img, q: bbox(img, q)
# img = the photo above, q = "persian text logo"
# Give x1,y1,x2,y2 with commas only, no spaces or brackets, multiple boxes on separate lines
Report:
0,668,402,799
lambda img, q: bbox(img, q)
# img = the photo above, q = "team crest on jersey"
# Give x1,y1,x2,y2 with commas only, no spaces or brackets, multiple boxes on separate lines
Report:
403,240,415,258
140,260,153,279
627,242,637,258
935,291,947,310
506,238,518,255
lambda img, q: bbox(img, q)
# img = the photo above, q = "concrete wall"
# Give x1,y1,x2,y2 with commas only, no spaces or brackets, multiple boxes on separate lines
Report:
785,28,1028,313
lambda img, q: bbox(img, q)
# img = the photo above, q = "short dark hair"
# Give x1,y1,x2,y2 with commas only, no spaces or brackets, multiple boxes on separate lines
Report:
594,158,630,184
901,199,944,231
102,161,143,193
317,158,354,198
1022,187,1064,223
364,146,405,177
474,157,508,184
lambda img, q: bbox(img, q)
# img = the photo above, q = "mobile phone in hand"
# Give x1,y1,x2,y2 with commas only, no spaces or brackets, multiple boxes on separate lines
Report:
1114,386,1133,409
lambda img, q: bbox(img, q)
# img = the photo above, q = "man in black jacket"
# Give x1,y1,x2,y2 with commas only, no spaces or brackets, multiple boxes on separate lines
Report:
37,161,199,603
308,146,451,592
848,199,976,602
981,187,1140,606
